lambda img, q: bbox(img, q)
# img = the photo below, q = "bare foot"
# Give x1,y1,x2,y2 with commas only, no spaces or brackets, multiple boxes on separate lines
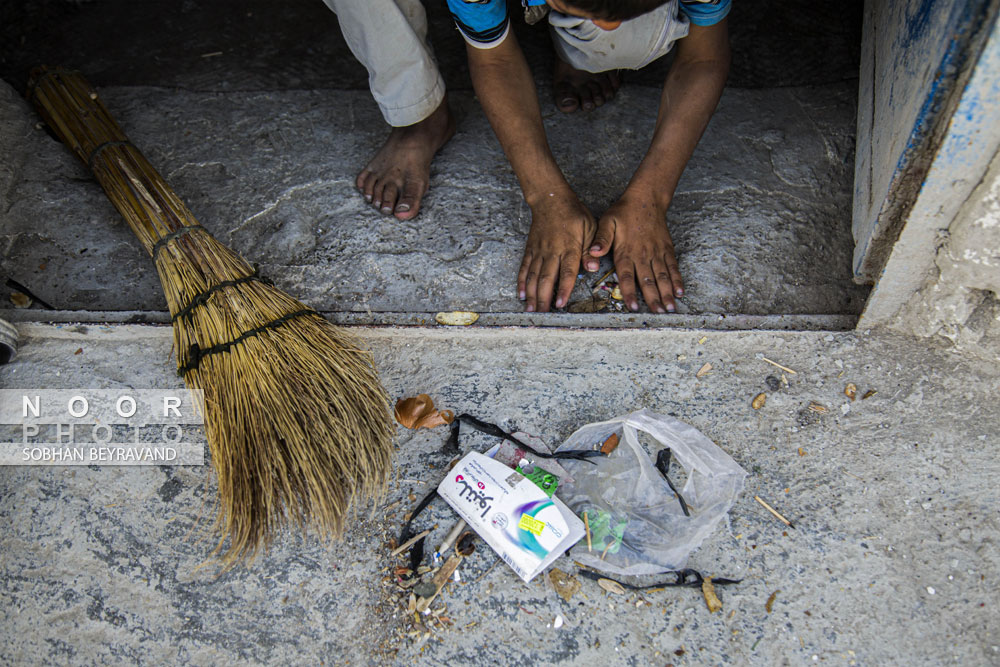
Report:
553,55,621,113
357,96,456,220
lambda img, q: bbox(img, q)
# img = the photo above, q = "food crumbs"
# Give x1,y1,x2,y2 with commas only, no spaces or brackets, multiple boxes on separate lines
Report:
702,577,723,613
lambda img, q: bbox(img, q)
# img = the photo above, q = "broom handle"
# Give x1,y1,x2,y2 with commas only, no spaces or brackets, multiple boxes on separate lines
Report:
28,67,205,257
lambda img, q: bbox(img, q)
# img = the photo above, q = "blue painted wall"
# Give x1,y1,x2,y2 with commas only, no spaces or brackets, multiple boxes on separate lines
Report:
852,0,993,279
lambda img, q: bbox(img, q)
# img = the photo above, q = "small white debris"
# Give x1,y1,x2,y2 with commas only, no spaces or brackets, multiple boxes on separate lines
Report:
553,614,564,629
926,587,936,595
841,403,851,415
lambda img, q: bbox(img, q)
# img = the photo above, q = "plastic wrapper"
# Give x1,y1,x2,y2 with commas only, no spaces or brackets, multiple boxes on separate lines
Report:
555,408,746,576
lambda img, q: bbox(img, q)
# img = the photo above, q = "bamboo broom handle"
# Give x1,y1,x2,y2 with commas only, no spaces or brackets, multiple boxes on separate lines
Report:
28,67,204,255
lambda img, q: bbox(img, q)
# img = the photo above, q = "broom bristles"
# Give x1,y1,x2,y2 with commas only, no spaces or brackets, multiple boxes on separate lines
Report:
28,66,394,568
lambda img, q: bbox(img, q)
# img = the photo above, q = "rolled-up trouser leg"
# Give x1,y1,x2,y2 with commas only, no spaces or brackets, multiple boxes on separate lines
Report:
548,1,691,73
322,0,445,127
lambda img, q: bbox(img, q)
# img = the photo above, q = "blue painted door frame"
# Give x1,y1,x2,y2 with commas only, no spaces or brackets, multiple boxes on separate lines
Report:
852,0,997,281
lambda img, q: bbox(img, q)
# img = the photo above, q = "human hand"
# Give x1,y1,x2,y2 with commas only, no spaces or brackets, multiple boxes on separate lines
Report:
583,194,684,313
518,190,597,312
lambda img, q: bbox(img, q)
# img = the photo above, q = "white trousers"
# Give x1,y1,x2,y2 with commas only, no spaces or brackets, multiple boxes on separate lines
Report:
323,0,689,127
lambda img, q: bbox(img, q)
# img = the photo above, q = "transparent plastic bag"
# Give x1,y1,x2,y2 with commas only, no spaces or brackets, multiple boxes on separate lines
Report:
554,408,746,577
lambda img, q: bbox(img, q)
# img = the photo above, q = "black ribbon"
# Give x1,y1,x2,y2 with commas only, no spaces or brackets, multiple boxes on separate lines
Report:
444,414,603,463
577,568,741,589
655,448,691,517
151,225,207,260
171,269,273,323
177,308,316,376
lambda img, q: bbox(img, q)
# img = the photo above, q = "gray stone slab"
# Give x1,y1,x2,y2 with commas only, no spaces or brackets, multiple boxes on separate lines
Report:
1,80,868,318
1,323,997,664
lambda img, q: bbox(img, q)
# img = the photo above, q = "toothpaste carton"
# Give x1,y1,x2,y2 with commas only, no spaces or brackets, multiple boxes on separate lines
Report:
437,451,584,582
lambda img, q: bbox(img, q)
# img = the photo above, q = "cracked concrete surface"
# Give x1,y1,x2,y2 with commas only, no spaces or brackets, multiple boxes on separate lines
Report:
1,323,997,664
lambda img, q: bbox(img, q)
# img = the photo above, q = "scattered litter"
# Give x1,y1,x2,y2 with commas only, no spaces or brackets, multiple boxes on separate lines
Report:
549,568,581,602
610,286,623,301
567,296,609,313
751,393,766,410
455,532,476,557
598,578,626,595
395,394,454,430
798,448,806,456
840,403,851,415
702,577,723,613
584,511,592,551
438,451,584,582
74,348,83,355
862,389,877,400
808,402,828,414
765,590,780,613
415,554,463,613
755,495,794,529
926,586,936,595
9,292,31,309
436,520,468,557
434,311,479,326
698,336,708,345
765,375,781,391
593,268,617,287
553,614,564,629
391,529,433,557
600,433,620,454
200,51,224,58
759,356,797,375
696,363,713,378
845,383,857,401
6,278,54,310
556,410,746,576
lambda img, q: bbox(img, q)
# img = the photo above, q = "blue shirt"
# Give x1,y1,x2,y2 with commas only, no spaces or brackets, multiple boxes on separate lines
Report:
446,0,731,48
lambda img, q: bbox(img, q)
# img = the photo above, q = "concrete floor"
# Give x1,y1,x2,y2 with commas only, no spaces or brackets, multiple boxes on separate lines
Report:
6,2,994,666
1,323,998,665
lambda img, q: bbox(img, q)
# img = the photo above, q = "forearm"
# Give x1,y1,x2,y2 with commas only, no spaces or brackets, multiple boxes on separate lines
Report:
627,23,730,208
466,36,569,205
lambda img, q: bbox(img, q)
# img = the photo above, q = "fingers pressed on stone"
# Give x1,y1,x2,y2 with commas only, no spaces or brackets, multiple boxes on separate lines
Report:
517,252,533,301
654,268,676,313
554,253,579,309
638,266,665,314
617,266,639,312
524,257,543,312
535,257,561,313
667,256,684,297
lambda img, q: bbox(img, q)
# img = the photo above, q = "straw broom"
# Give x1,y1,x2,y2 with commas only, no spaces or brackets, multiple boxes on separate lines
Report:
28,66,394,568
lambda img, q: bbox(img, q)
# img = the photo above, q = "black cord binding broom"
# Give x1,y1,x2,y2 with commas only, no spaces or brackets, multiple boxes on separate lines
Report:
28,66,394,568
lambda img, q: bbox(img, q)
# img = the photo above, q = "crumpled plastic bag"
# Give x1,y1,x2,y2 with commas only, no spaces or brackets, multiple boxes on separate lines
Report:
555,408,746,577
